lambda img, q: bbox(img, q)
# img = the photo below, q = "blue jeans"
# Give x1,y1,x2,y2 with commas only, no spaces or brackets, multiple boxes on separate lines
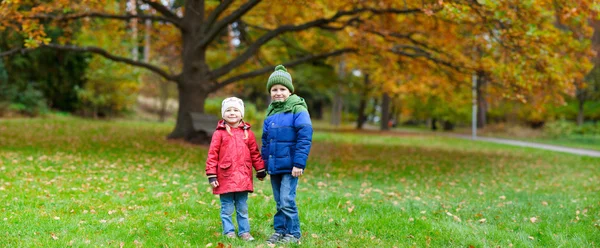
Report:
219,192,250,235
270,173,301,238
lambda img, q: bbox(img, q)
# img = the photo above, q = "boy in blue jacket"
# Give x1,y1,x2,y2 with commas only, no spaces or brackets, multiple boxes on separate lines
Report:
262,65,313,244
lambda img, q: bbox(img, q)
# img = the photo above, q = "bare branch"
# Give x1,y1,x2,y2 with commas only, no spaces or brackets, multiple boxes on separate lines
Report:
212,48,356,92
208,7,424,79
141,0,181,24
0,48,30,57
203,0,235,32
198,0,261,49
30,12,180,27
42,44,179,82
390,45,469,72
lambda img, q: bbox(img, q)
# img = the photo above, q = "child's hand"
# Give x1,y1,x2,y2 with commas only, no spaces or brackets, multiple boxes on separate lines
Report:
292,167,303,177
256,169,266,181
208,177,219,188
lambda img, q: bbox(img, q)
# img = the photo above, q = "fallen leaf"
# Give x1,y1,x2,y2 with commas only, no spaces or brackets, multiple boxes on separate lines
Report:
312,233,319,238
528,236,534,240
478,218,486,223
206,243,213,247
347,205,354,213
529,217,538,223
51,233,58,240
499,195,506,200
453,215,461,222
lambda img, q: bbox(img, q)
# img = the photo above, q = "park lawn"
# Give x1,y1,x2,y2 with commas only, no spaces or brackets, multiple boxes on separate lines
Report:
0,116,599,247
523,135,600,152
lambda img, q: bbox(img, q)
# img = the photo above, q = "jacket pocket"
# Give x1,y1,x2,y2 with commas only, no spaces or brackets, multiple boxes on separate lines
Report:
276,146,290,158
219,163,232,177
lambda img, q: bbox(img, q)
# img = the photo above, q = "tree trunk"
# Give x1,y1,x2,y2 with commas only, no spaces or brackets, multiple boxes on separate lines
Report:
331,88,343,126
312,101,323,120
331,60,345,126
159,81,169,122
476,71,487,128
577,95,585,126
380,93,390,131
168,81,208,140
356,73,370,130
130,0,138,60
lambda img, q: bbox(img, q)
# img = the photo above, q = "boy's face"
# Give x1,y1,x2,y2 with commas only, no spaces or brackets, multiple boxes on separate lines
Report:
270,85,291,102
223,107,242,124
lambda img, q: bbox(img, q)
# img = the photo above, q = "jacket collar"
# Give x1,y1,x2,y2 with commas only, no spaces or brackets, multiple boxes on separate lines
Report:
216,119,251,130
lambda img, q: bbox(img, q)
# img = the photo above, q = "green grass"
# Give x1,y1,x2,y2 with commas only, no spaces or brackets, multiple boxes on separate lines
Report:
1,116,599,247
523,135,600,152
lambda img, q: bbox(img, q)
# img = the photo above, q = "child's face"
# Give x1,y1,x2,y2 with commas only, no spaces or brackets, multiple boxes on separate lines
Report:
223,107,242,124
270,85,291,102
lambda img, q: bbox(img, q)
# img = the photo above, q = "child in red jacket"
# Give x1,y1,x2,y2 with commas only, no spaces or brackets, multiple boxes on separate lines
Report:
205,97,266,241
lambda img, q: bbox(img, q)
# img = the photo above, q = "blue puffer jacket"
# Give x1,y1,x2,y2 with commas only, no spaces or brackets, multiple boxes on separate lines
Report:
261,95,313,175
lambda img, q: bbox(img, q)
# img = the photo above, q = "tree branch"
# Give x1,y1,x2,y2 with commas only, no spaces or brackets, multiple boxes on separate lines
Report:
198,0,261,49
208,7,424,79
390,45,468,72
30,12,180,27
42,44,179,82
140,0,181,25
203,0,235,33
0,48,29,57
212,48,356,92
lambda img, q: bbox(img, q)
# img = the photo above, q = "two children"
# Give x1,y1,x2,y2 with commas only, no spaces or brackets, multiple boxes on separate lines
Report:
206,65,312,244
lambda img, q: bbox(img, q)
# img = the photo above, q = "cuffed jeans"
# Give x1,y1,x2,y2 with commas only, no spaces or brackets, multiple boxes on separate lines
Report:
219,192,249,235
270,173,301,238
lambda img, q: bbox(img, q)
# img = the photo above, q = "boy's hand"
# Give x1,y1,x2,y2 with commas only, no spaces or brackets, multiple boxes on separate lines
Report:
292,167,303,177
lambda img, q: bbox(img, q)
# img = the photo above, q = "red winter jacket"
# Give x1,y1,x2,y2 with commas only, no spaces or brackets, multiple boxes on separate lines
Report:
205,120,265,195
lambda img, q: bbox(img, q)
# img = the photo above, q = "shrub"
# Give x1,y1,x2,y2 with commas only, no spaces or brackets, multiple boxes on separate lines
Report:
0,82,48,117
543,120,600,137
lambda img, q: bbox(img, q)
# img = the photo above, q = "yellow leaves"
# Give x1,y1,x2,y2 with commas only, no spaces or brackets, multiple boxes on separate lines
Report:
529,217,538,223
347,205,355,213
446,212,461,222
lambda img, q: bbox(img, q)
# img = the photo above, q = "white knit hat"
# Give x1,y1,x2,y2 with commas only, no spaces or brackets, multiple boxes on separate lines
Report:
221,97,245,118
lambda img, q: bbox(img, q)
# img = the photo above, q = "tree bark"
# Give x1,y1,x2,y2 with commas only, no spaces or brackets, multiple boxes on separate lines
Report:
168,81,208,139
331,59,345,126
380,93,390,130
476,71,487,128
356,73,370,130
577,94,585,126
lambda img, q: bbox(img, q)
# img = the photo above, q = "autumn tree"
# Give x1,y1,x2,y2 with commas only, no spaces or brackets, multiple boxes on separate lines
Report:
2,0,445,142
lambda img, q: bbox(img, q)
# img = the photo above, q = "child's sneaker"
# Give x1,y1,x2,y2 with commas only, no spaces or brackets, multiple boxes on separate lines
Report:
240,232,255,241
266,233,283,244
280,234,300,244
224,232,236,238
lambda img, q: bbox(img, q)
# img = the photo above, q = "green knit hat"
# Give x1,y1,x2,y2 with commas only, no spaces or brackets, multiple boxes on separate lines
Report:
267,65,294,93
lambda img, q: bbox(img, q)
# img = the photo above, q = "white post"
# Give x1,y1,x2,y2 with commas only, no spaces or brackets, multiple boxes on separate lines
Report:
472,72,478,140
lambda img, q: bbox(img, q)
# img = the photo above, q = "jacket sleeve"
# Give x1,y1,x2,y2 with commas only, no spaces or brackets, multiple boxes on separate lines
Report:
292,106,313,169
205,131,222,177
247,131,265,172
261,119,269,161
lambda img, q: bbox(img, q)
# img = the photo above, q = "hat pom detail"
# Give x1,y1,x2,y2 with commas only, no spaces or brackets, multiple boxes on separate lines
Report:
274,65,287,72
